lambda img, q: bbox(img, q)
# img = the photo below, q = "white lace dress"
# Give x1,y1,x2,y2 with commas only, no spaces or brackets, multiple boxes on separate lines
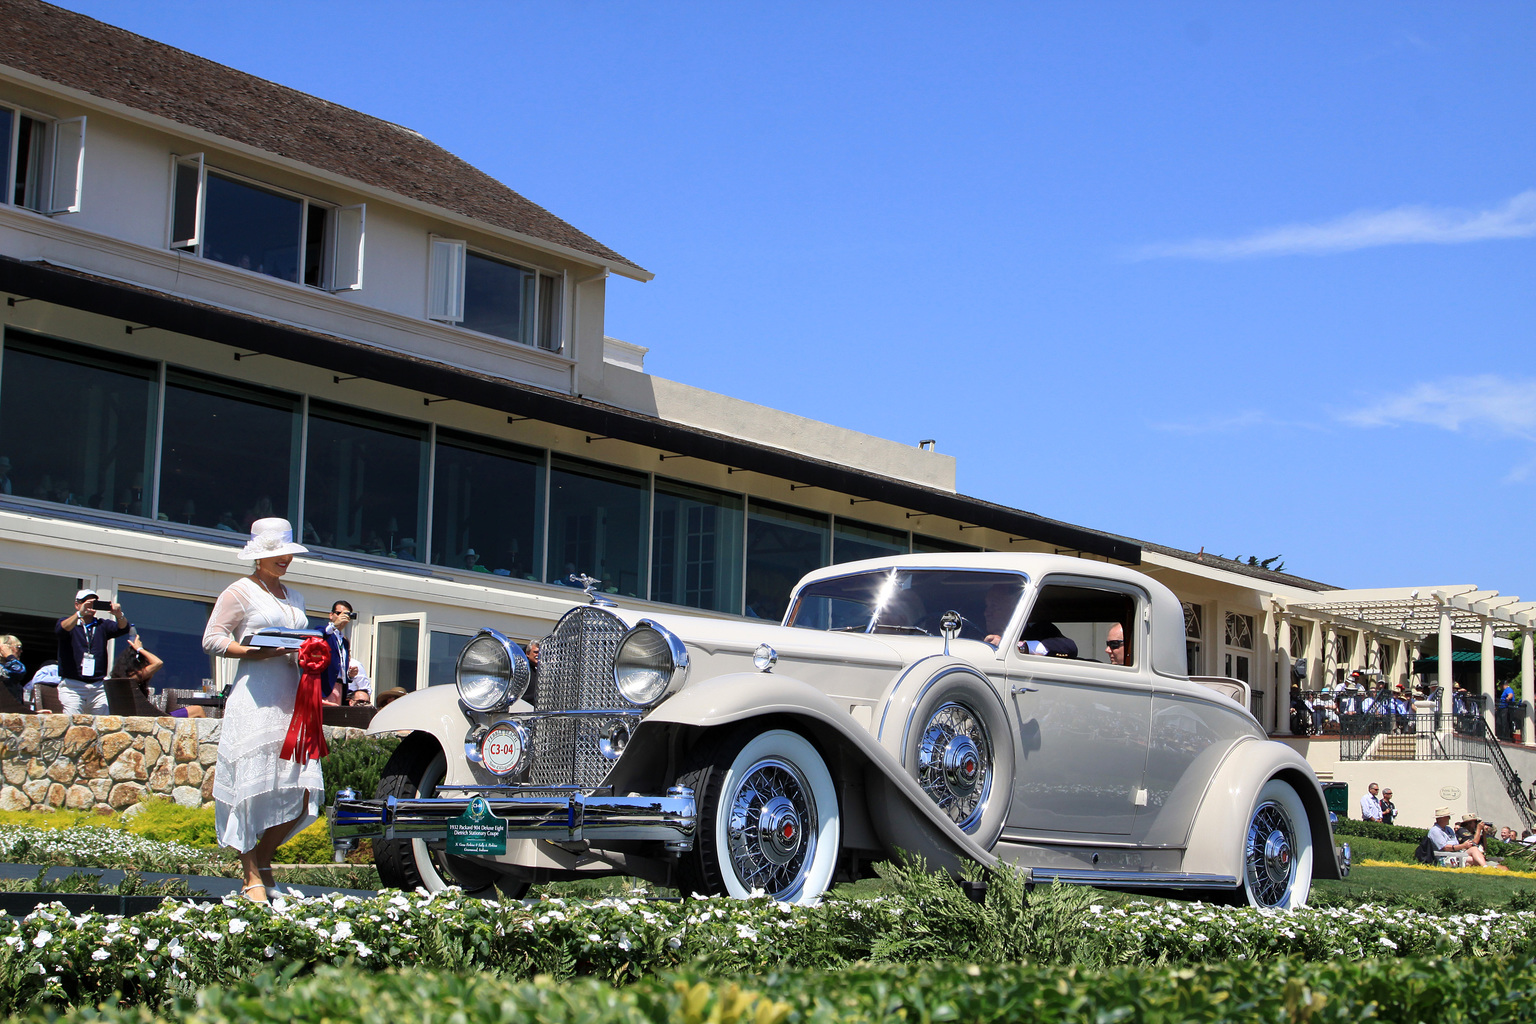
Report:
202,577,323,853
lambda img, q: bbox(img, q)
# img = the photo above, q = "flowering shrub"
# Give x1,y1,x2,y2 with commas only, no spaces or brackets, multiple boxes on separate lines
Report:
0,824,219,874
6,875,1536,1015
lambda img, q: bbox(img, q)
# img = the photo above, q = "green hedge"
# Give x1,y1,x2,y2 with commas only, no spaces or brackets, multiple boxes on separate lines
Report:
22,956,1536,1024
1331,818,1428,844
320,733,401,808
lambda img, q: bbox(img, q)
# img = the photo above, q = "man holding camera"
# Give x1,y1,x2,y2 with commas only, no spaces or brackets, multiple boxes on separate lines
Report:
321,600,359,704
1429,807,1488,867
54,589,130,714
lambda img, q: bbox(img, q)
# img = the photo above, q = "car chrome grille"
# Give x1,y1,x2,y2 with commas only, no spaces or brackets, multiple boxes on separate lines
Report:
528,606,632,793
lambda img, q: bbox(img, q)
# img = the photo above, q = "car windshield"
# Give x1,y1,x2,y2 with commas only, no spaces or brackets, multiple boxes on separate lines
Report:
785,569,1026,640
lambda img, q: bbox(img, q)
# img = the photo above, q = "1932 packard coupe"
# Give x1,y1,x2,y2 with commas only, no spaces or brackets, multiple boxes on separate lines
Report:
334,553,1347,907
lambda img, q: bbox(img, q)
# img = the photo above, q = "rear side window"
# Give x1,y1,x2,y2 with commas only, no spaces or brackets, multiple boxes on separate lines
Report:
1019,584,1137,666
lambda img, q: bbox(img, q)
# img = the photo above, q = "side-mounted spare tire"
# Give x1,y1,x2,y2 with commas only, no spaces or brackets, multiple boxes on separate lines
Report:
373,733,529,899
676,726,841,904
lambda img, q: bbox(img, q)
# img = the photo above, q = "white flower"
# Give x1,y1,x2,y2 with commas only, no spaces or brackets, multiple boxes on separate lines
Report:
144,938,160,951
333,921,353,940
229,919,247,934
167,940,185,960
32,931,52,947
91,949,110,961
668,936,682,949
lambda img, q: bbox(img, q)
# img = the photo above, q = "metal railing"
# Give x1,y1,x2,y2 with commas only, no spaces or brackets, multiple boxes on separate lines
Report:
1339,710,1536,832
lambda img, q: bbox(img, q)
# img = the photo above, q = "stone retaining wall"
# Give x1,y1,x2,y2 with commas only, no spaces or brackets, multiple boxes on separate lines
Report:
0,714,362,813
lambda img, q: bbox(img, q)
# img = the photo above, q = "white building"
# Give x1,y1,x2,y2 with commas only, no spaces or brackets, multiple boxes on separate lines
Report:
1,1,1532,827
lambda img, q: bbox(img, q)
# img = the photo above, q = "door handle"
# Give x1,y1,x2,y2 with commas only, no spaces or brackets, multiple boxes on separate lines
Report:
1011,683,1038,695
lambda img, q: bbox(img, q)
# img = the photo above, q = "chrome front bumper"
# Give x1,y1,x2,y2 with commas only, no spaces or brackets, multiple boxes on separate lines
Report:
331,786,696,853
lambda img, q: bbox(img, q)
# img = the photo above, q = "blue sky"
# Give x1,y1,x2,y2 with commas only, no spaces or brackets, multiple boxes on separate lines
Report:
56,2,1536,594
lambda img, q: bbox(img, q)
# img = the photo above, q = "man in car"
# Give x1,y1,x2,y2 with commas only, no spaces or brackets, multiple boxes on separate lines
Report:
1105,622,1128,666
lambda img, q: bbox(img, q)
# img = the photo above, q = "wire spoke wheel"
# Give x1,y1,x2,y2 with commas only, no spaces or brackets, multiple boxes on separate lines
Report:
725,757,818,899
914,701,993,833
1239,779,1312,909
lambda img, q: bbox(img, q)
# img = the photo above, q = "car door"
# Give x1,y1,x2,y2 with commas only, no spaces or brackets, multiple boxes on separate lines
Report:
1002,577,1151,835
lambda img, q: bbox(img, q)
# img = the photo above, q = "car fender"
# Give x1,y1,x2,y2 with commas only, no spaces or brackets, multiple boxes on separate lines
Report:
364,685,533,787
1178,737,1341,880
642,672,999,872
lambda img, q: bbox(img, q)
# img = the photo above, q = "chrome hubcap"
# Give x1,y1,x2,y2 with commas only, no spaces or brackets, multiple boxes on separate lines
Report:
726,757,817,899
916,701,992,833
1244,801,1296,906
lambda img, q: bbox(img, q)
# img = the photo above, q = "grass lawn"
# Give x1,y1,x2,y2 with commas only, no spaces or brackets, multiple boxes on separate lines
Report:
1316,861,1536,906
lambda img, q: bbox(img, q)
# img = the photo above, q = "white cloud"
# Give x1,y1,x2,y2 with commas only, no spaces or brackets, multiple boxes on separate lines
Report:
1129,190,1536,261
1342,376,1536,441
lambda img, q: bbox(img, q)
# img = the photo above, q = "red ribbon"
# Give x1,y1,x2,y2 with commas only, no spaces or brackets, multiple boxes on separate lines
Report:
280,637,331,765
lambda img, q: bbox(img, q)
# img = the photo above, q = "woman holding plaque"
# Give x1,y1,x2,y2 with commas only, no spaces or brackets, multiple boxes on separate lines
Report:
202,517,323,903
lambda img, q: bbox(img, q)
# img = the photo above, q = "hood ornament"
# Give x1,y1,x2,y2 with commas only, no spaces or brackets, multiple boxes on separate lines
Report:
571,573,617,608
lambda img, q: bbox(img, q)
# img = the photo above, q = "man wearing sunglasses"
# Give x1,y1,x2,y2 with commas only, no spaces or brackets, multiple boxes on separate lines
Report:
1105,623,1129,666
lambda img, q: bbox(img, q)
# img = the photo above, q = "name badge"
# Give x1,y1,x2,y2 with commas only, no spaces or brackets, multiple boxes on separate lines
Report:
80,653,96,677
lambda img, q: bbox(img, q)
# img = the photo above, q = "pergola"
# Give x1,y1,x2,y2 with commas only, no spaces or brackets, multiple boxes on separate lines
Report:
1275,586,1536,744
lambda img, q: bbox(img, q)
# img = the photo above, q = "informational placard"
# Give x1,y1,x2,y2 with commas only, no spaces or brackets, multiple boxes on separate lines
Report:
446,796,506,856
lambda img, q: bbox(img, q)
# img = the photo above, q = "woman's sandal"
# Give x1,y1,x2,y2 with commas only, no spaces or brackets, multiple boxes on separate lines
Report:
240,882,268,905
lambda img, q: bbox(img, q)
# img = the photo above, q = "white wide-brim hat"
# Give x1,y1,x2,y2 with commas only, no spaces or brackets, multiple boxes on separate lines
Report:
238,517,309,560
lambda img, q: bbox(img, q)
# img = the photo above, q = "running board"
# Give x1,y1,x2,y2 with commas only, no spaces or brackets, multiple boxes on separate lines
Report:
1029,868,1238,890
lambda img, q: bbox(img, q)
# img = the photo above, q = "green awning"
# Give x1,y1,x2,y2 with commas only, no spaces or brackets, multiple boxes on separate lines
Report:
1414,651,1515,664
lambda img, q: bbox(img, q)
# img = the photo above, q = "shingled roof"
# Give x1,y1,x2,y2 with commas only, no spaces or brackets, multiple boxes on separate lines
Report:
0,0,647,277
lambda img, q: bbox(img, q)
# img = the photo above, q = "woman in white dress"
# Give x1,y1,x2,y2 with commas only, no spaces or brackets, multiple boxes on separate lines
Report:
202,517,322,903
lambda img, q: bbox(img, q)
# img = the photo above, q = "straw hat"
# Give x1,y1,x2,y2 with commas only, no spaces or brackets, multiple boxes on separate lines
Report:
237,517,308,560
1434,806,1451,819
1460,812,1481,825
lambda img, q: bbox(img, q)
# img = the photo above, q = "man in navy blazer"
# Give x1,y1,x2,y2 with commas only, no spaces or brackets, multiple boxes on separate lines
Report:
322,600,355,700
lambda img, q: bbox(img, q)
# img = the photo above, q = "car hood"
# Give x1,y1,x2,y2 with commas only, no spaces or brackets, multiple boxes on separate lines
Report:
626,607,998,697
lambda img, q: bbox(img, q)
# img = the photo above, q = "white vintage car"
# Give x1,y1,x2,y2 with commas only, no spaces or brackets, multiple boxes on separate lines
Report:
334,553,1348,907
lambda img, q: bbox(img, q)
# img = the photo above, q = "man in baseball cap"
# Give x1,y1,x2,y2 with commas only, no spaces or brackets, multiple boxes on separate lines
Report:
54,588,130,715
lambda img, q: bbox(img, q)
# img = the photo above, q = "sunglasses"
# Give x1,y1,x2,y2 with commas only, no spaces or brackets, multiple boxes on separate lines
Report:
1105,639,1125,650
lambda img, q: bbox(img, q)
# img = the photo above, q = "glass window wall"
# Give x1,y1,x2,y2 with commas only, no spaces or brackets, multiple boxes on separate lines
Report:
0,331,157,515
119,590,215,695
547,456,648,597
652,478,743,614
158,369,300,532
304,401,428,561
833,517,909,564
745,500,829,622
431,429,543,579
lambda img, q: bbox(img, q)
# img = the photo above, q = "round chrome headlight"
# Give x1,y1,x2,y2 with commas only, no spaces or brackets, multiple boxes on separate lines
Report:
455,629,531,713
613,620,689,706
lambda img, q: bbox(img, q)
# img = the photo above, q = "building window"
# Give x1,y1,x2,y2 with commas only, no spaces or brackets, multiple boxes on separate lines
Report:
547,456,648,597
833,518,909,564
373,617,421,692
1290,623,1306,658
745,500,829,622
428,630,470,688
159,370,301,532
1183,602,1203,676
652,478,743,614
431,429,544,580
0,331,157,514
427,238,562,351
2,104,85,214
118,591,214,695
1224,611,1254,685
1224,611,1254,650
169,157,363,290
303,401,428,560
